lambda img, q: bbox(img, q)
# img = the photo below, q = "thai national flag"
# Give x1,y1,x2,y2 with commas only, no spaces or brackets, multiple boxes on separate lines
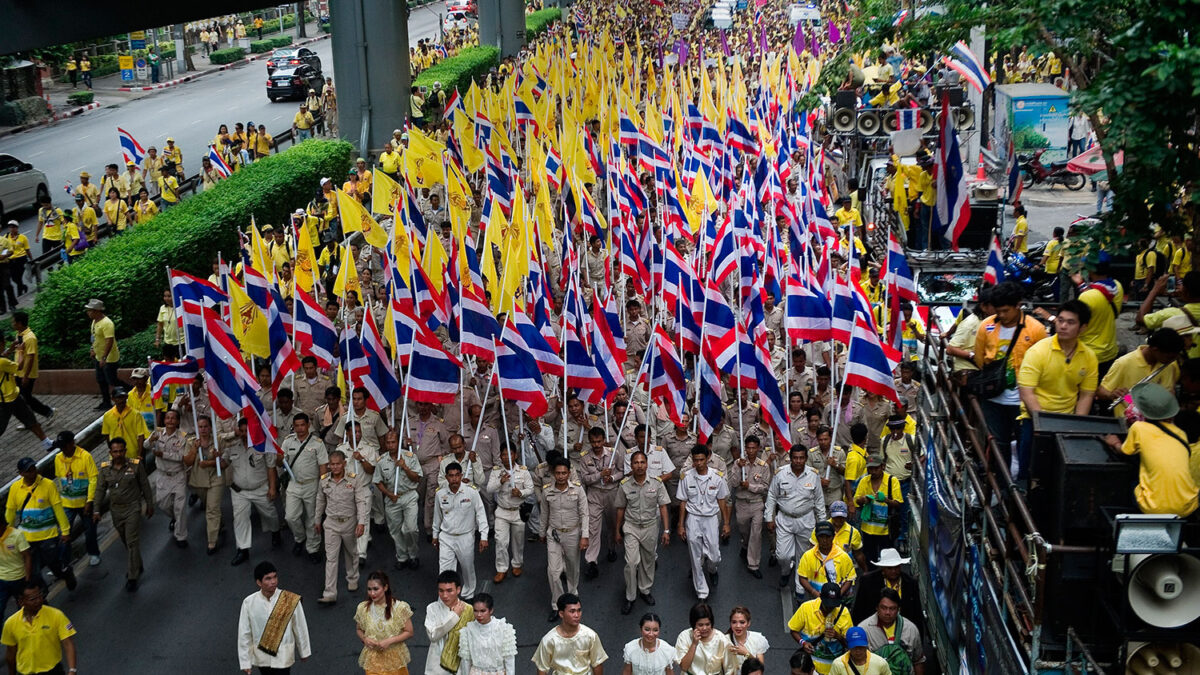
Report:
340,327,371,387
493,319,550,418
170,269,228,364
696,355,724,444
931,96,972,250
544,146,564,190
754,349,791,452
207,145,233,178
885,232,919,302
266,285,300,396
702,279,739,372
358,310,401,412
149,358,199,399
643,327,687,426
485,148,514,217
460,283,500,361
294,288,337,369
945,40,992,93
242,379,281,454
118,127,146,166
512,302,564,376
405,322,463,404
726,111,759,156
708,215,738,285
584,290,626,402
895,109,919,131
831,274,856,345
435,44,448,58
785,273,832,341
891,9,909,26
200,309,259,417
984,236,1006,284
563,281,606,402
845,315,900,403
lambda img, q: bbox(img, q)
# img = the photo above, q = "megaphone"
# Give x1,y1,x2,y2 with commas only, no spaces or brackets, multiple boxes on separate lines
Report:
856,111,881,136
1127,641,1200,674
918,109,934,133
833,108,857,133
882,110,900,134
954,106,975,131
1116,553,1200,628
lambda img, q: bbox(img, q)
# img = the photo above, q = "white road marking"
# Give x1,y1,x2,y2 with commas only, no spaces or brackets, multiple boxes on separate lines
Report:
77,134,91,140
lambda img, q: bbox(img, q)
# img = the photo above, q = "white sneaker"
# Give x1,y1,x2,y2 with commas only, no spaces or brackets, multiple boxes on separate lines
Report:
15,423,25,431
40,438,53,451
45,408,57,422
89,555,101,567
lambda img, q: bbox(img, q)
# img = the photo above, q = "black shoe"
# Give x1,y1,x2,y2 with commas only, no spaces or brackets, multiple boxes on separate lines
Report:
271,531,282,549
394,560,406,570
231,549,250,566
169,519,176,533
308,551,322,564
639,592,656,606
175,539,188,549
408,558,420,570
750,568,763,579
768,555,778,568
606,549,617,563
359,556,367,569
547,609,559,622
188,493,200,507
94,402,110,410
125,579,138,592
207,546,219,556
292,541,305,556
583,562,599,579
621,600,634,615
779,573,790,588
63,568,77,591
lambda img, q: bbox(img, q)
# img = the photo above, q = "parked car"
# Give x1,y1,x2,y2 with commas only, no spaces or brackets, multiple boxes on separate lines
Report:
266,64,324,101
266,47,322,76
447,2,477,16
0,154,49,222
443,11,475,31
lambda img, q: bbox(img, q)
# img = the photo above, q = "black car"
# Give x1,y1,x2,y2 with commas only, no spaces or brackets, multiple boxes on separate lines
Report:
266,64,324,101
266,47,322,76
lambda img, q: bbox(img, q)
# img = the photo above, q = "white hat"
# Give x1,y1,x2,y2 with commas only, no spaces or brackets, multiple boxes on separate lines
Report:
320,177,331,186
872,548,911,567
1162,313,1199,337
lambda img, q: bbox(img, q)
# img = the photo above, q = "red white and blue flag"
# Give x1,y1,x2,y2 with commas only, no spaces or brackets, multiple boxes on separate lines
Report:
932,96,971,249
492,319,551,418
149,358,199,399
118,127,146,166
944,41,992,93
984,235,1006,284
294,288,337,369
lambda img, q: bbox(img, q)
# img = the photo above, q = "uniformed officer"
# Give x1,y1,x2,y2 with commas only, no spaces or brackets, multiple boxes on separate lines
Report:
661,416,696,507
335,387,390,449
93,438,154,591
731,435,771,578
708,420,740,467
408,401,447,533
228,418,283,566
624,426,675,482
315,449,371,605
292,356,333,416
614,450,670,615
271,388,307,437
375,429,423,569
438,435,485,490
766,446,827,595
579,427,624,579
807,426,848,511
314,386,345,451
281,412,328,561
488,444,534,583
676,445,731,601
432,462,489,599
539,458,589,622
560,395,599,460
335,420,378,563
182,415,228,555
145,409,190,547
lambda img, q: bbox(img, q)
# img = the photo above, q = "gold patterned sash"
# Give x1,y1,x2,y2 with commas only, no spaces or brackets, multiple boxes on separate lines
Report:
257,590,301,657
439,605,475,673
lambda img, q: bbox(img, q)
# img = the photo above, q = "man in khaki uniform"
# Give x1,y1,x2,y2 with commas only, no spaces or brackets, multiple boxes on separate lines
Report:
539,458,589,622
558,396,598,460
660,416,696,507
614,450,670,615
315,449,370,605
765,446,826,595
623,300,650,370
228,418,282,566
183,415,227,555
708,420,739,467
335,388,389,449
272,389,307,437
488,444,534,582
408,402,447,532
335,421,378,562
807,426,848,511
579,427,623,578
144,410,190,547
314,386,345,452
292,357,332,418
93,438,154,591
375,429,422,569
730,434,771,578
281,413,328,561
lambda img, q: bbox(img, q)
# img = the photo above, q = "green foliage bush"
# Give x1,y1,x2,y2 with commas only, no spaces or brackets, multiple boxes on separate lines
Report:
413,46,500,111
250,36,294,53
209,47,246,65
32,139,355,367
66,91,94,106
525,9,561,38
0,97,51,127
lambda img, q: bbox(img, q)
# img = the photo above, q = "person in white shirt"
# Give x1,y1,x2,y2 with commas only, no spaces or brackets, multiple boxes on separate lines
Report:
424,570,471,675
433,462,489,599
456,592,518,674
236,561,311,674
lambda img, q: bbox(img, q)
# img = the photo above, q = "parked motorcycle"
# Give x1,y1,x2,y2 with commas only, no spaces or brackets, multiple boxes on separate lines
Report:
1019,148,1087,190
1004,246,1058,302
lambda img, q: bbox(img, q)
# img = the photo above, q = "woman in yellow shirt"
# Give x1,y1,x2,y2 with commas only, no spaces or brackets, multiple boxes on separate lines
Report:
132,188,159,224
1011,204,1029,252
103,188,131,231
1105,383,1198,517
1040,225,1066,300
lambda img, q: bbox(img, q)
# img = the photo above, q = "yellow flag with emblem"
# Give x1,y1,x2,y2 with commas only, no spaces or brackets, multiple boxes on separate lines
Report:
404,127,446,190
248,219,274,281
372,169,404,216
228,278,270,358
685,168,720,235
337,189,387,249
452,111,486,173
332,243,361,300
293,218,318,293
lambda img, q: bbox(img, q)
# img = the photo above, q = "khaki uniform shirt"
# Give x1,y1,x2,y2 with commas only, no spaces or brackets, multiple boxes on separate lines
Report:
730,458,771,502
228,443,276,491
292,375,333,418
438,453,485,490
539,481,589,537
96,460,153,511
615,476,669,527
578,446,624,494
375,450,423,497
765,466,825,525
280,432,329,490
146,428,189,478
315,474,370,524
486,465,534,510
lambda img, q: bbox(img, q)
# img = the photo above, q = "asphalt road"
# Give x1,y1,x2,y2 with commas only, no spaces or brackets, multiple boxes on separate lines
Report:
0,3,444,248
43,496,802,672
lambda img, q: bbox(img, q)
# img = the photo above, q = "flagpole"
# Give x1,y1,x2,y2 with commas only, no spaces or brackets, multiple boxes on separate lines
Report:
610,342,653,469
468,351,495,462
491,339,514,472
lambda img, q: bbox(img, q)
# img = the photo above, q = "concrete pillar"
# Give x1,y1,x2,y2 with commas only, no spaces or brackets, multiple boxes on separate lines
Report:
479,0,526,58
331,0,411,154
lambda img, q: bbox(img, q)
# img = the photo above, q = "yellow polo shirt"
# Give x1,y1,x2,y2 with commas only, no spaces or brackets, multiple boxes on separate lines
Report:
1122,421,1199,517
844,444,868,490
4,477,69,542
797,544,858,585
91,316,120,363
854,473,903,536
1,605,76,675
1100,346,1180,417
101,407,150,459
0,527,29,581
1077,283,1124,363
54,450,98,509
1043,238,1063,274
379,151,401,174
1017,335,1099,417
810,522,864,553
787,599,853,674
16,329,39,379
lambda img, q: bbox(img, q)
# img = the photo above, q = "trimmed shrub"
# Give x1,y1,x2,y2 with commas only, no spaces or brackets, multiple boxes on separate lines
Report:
525,8,560,38
414,46,500,108
117,327,159,367
67,91,94,106
209,47,246,65
321,22,332,34
250,35,294,53
270,36,294,48
0,97,51,127
32,139,355,367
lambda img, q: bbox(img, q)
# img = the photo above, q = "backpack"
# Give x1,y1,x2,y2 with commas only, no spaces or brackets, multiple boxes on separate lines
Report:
872,615,915,675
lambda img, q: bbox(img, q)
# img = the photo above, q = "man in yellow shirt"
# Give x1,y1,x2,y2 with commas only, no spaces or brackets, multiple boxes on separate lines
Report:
254,123,273,159
52,431,101,566
1172,235,1194,278
163,137,183,175
828,627,892,675
378,141,401,180
11,311,54,421
1098,328,1183,416
0,332,52,450
5,457,75,589
797,520,857,599
1010,204,1029,253
86,298,121,409
158,164,181,207
6,221,29,296
1105,383,1198,517
788,582,854,674
293,104,315,141
834,196,862,231
72,172,101,211
0,582,77,675
1040,227,1066,300
34,195,64,257
853,458,903,562
101,387,149,460
1067,260,1124,374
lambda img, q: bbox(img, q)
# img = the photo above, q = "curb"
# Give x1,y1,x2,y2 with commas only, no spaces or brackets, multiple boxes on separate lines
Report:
0,102,104,138
117,32,331,92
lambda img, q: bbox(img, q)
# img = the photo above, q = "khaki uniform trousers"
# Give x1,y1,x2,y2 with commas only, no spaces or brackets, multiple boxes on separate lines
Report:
584,488,617,564
155,471,189,541
383,492,420,563
420,459,440,530
322,515,359,599
194,483,224,548
285,482,320,553
110,503,144,580
493,505,525,573
231,483,280,550
622,521,659,601
735,498,765,571
546,527,581,610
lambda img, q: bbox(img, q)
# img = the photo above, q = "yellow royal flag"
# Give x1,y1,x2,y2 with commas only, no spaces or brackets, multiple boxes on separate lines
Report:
372,169,403,216
294,219,318,293
685,168,720,234
421,229,449,293
332,243,361,300
228,279,270,358
248,220,274,281
404,127,446,190
534,176,555,244
446,162,473,242
337,189,388,249
452,111,486,173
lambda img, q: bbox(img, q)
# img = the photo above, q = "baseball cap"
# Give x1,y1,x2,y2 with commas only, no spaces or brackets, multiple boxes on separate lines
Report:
111,386,130,398
53,431,75,448
830,501,849,518
866,455,884,468
16,457,36,472
130,367,149,379
819,582,841,603
815,521,835,537
846,627,869,648
166,137,174,142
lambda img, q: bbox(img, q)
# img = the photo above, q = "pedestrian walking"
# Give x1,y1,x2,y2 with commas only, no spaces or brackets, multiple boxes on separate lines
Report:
728,606,770,670
6,222,29,295
6,457,75,593
1,582,77,675
375,430,423,570
228,418,283,567
538,457,588,622
853,457,903,563
237,560,312,674
148,49,159,83
0,332,52,450
614,450,671,616
315,448,370,605
788,583,853,675
0,511,32,613
353,570,415,674
79,55,92,88
580,427,624,579
66,58,77,88
85,299,121,410
623,612,677,675
488,444,533,583
532,593,608,675
293,104,315,141
183,415,229,555
51,432,100,567
281,413,328,563
766,446,826,597
730,435,770,578
424,570,472,675
146,410,190,548
456,592,518,675
676,602,738,675
93,438,153,591
432,462,488,600
676,445,731,602
100,387,148,460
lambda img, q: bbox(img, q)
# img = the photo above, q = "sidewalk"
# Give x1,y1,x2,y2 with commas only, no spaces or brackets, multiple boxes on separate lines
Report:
0,393,107,470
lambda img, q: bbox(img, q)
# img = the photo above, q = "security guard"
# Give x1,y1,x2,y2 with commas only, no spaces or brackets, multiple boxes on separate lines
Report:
94,437,154,591
731,435,772,579
579,427,624,579
432,462,488,599
766,446,826,596
145,410,190,547
315,449,370,605
281,412,328,561
614,450,670,615
375,430,423,569
539,458,588,622
228,418,282,566
487,444,534,583
676,445,731,602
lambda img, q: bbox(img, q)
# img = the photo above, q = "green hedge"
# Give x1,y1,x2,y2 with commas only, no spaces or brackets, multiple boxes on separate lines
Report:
0,97,50,126
67,91,94,106
209,47,246,64
414,46,500,113
525,8,560,38
31,139,356,367
249,35,293,53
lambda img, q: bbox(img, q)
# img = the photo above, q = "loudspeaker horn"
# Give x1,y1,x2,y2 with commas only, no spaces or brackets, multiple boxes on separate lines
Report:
1125,553,1200,628
882,110,899,134
856,111,881,136
832,108,857,133
954,106,975,131
917,109,934,133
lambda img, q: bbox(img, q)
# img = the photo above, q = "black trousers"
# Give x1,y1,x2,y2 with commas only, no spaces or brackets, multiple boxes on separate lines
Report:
94,360,121,404
19,379,52,417
0,396,37,436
